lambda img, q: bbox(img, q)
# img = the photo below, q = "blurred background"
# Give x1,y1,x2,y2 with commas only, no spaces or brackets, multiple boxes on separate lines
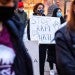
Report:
20,0,72,17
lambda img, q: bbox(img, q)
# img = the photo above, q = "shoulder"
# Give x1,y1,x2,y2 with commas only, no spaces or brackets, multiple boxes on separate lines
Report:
12,13,20,21
8,13,24,30
55,25,68,41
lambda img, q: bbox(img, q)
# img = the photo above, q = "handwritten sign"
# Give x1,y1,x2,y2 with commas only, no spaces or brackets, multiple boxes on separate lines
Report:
30,16,61,44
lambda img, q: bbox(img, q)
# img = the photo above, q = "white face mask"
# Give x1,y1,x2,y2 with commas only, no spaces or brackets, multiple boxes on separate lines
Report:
18,8,24,12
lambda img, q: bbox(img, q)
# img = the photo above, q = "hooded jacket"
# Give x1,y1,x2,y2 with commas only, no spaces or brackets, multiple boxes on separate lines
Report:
3,13,33,75
55,25,75,75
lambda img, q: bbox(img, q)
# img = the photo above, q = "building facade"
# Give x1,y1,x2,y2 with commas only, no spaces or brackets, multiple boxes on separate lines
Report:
23,0,72,17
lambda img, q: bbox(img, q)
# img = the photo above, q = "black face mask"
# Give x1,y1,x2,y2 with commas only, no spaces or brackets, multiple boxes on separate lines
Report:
0,6,15,21
37,9,44,15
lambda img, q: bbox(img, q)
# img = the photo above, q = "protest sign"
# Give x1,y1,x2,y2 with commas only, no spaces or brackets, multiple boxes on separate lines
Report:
30,16,61,44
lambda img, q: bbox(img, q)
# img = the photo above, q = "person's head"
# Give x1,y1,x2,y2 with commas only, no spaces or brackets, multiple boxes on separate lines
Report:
56,1,60,7
33,3,44,16
52,8,65,24
17,1,24,12
52,8,62,18
0,0,18,21
67,0,75,30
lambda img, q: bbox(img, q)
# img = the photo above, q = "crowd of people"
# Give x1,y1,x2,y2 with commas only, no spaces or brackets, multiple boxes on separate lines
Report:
0,0,75,75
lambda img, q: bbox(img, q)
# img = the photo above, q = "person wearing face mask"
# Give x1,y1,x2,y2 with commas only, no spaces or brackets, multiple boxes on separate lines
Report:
24,3,46,75
33,3,46,75
56,11,62,17
52,8,65,24
47,8,65,75
0,0,33,75
33,3,45,16
26,3,45,40
15,1,27,33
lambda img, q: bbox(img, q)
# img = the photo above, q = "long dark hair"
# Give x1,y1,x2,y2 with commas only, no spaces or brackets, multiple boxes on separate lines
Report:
33,3,44,14
52,8,65,24
52,8,61,17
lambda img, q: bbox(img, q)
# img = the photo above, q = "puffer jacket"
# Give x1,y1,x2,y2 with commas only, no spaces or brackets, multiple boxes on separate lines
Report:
4,13,33,75
55,25,75,75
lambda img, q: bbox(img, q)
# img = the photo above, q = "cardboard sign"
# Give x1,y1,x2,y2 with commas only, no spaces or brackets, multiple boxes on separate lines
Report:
30,16,61,44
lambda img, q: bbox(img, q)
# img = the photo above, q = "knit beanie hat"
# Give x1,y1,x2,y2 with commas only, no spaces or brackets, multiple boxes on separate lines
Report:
18,2,24,8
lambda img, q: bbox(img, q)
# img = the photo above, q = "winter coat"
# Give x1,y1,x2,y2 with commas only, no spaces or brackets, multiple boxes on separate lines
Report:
16,10,27,26
55,25,75,75
11,13,25,38
4,13,33,75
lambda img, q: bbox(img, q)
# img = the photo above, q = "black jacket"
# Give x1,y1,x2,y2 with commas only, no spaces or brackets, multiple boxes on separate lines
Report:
4,14,33,75
15,10,27,28
55,25,75,75
11,13,25,38
33,13,45,16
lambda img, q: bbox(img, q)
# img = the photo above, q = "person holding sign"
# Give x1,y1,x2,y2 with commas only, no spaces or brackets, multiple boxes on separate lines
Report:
55,0,75,75
27,3,46,75
27,3,45,40
33,3,46,75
